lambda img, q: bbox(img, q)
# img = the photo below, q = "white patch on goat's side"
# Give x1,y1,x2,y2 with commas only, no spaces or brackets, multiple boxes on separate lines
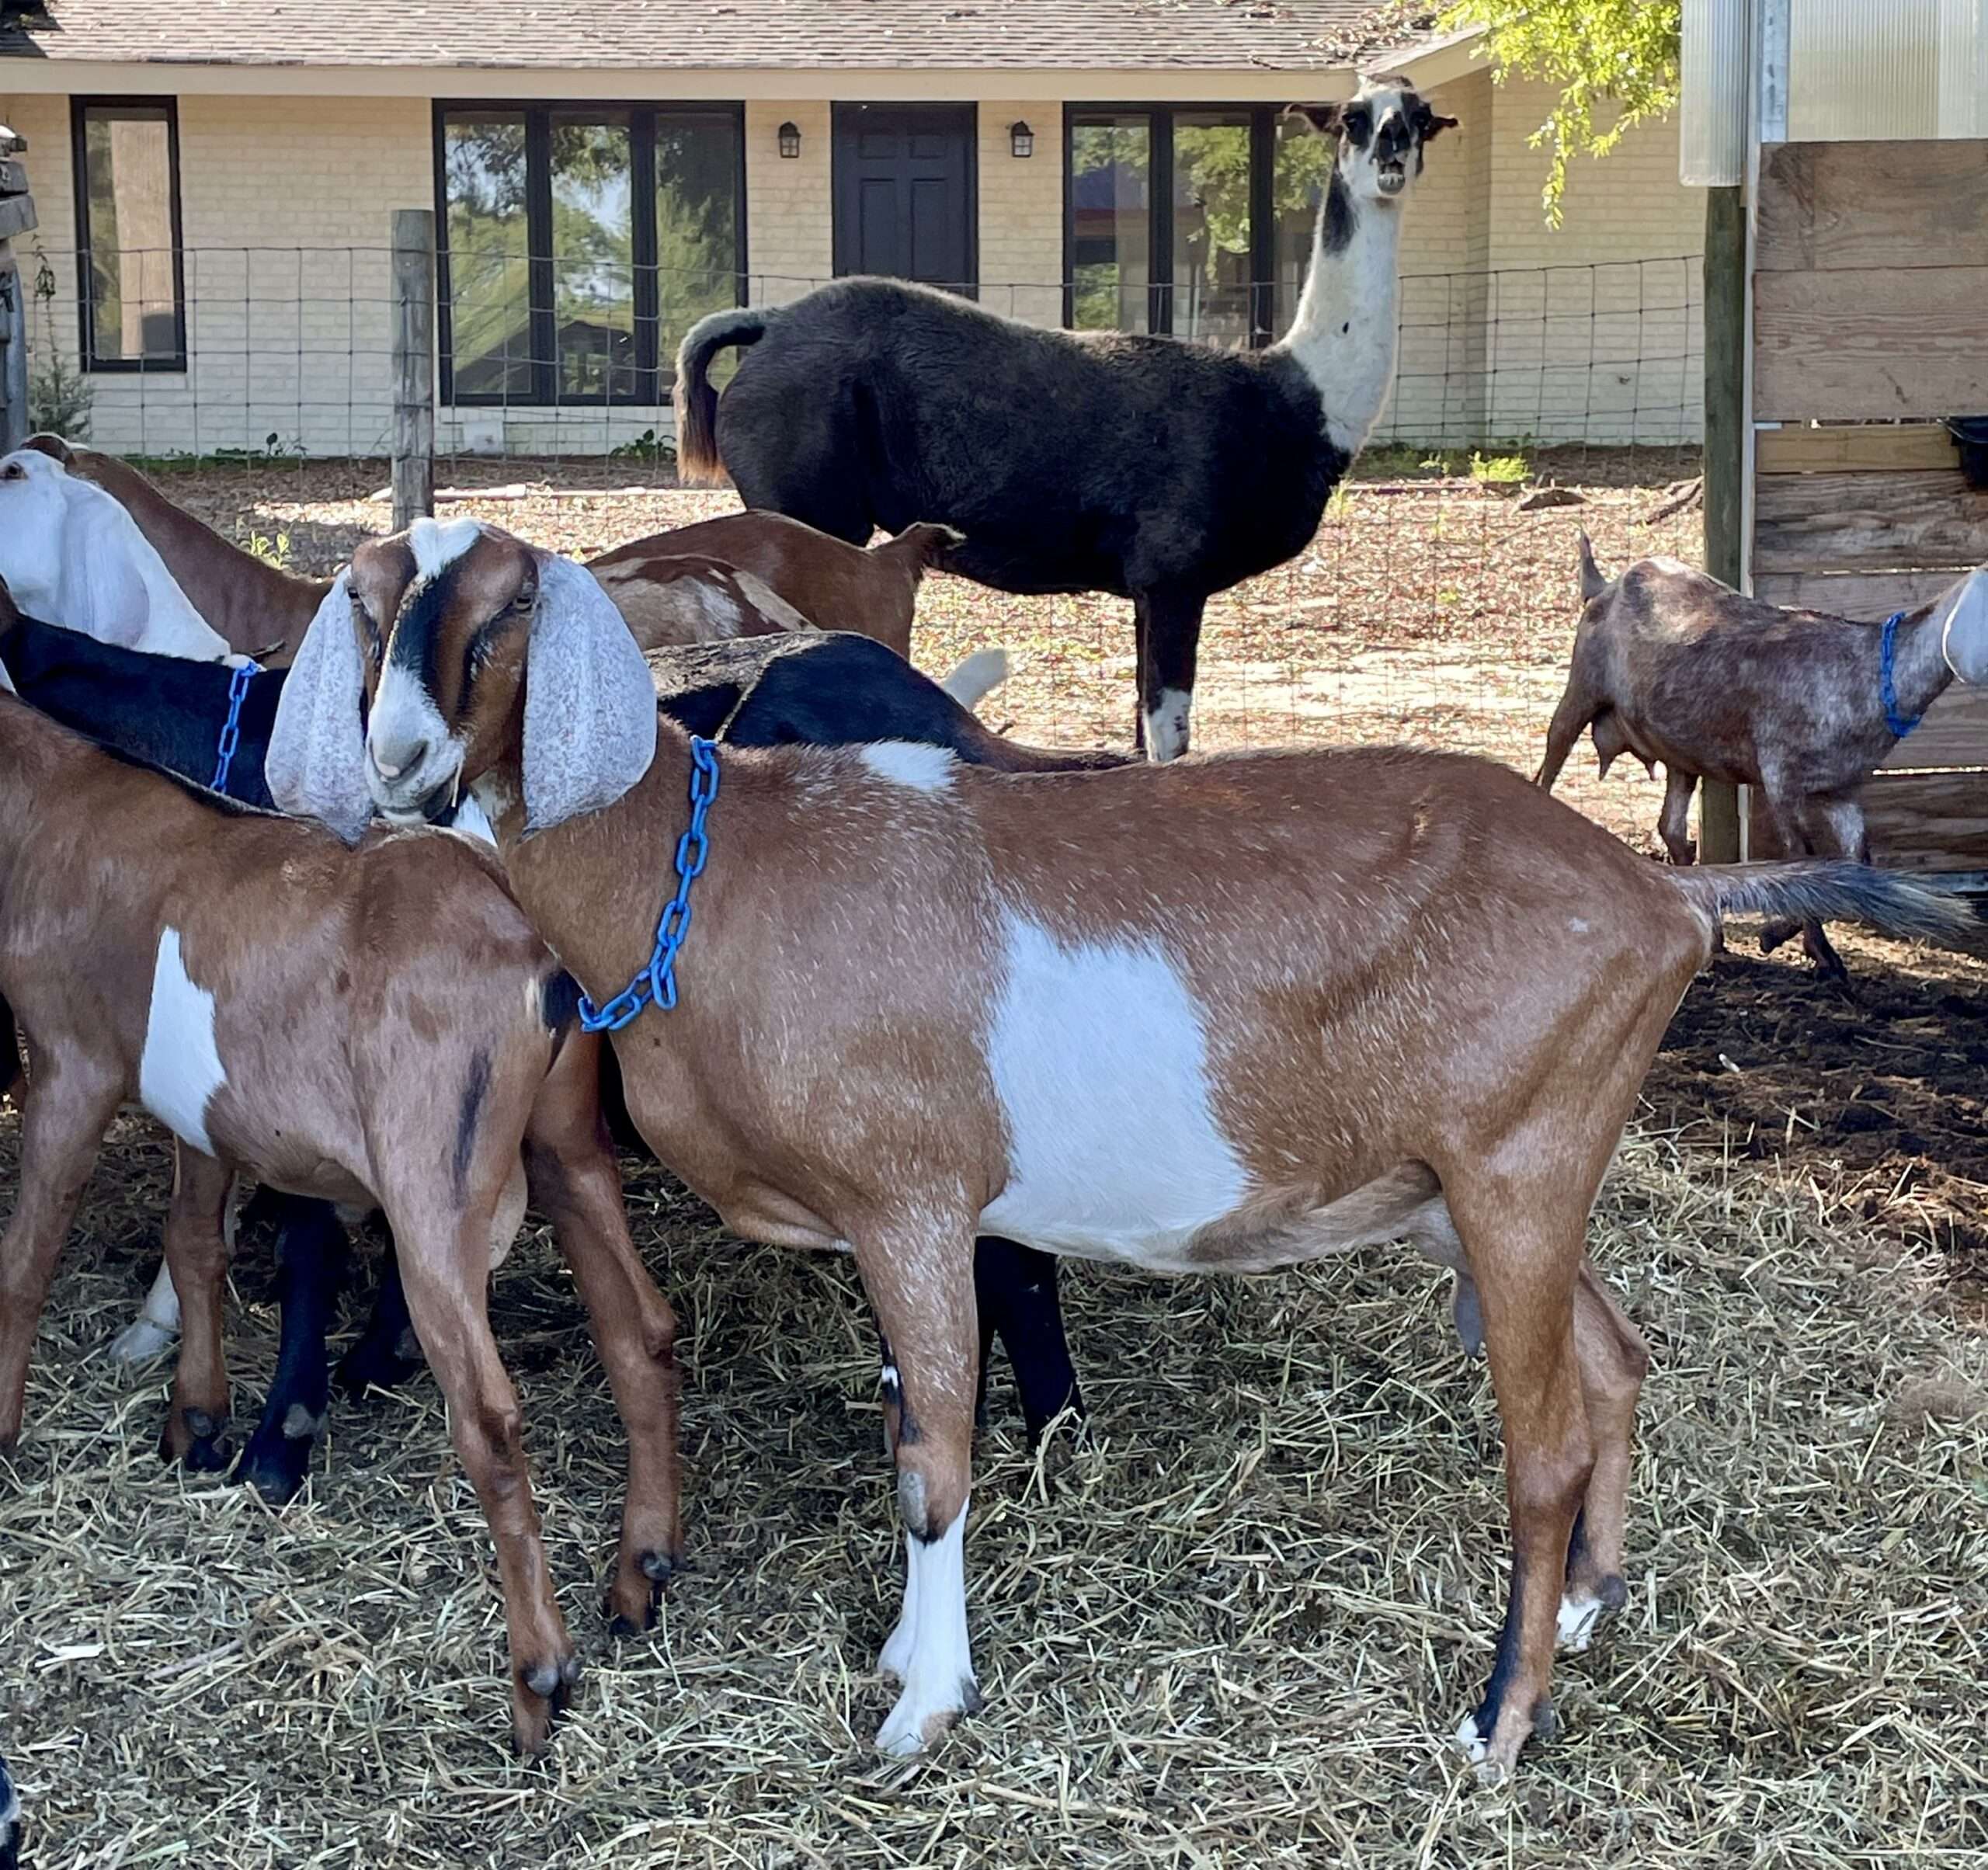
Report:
1568,916,1589,935
978,912,1249,1268
1556,1592,1604,1654
860,741,957,794
138,927,226,1156
408,516,483,580
1143,687,1192,763
876,1501,976,1757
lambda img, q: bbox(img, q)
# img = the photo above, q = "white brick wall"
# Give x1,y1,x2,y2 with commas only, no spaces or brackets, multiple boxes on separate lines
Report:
5,71,1705,459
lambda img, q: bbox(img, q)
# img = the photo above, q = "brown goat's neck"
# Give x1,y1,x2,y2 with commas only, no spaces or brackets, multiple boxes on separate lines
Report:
1889,602,1957,728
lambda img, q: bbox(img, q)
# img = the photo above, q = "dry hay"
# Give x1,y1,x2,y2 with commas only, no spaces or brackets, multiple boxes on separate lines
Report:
1,1107,1984,1868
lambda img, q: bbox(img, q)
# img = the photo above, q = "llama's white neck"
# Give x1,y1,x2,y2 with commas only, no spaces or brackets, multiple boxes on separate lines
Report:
1275,173,1406,461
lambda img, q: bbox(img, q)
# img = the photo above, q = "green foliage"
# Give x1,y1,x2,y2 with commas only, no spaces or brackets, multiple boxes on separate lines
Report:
238,527,293,569
1441,0,1681,226
606,428,675,465
26,246,93,440
1468,450,1530,484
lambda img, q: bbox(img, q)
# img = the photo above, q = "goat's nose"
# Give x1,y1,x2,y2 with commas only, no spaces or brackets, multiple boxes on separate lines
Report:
370,735,429,780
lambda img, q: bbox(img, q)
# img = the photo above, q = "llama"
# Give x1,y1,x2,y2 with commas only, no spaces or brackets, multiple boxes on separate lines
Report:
674,77,1453,759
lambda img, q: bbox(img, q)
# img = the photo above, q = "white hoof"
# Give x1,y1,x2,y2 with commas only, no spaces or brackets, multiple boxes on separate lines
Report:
1453,1712,1507,1785
1556,1591,1604,1654
878,1615,916,1684
876,1673,978,1757
108,1317,177,1364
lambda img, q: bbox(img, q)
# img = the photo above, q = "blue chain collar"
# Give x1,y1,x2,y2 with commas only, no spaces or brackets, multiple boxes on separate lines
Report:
1880,612,1922,742
577,735,721,1033
210,659,259,795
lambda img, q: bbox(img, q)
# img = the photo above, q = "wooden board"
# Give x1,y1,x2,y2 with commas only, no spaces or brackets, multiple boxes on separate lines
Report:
1753,470,1988,575
1754,269,1988,421
1753,569,1971,616
1755,425,1958,476
1746,770,1988,871
1880,686,1988,772
1757,141,1988,273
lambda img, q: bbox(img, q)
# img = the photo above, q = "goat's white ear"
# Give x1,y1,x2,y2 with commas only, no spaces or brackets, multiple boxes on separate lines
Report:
267,572,373,843
523,552,658,832
1941,568,1988,686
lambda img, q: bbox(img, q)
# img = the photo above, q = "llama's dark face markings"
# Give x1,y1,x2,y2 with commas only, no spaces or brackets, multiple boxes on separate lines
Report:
1336,79,1457,204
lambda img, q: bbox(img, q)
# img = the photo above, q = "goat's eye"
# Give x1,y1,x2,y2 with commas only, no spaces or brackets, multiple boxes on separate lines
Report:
509,587,536,613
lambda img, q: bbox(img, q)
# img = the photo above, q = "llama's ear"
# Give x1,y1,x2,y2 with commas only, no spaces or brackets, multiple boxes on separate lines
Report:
523,551,658,833
1287,103,1343,138
267,572,374,844
1416,106,1459,141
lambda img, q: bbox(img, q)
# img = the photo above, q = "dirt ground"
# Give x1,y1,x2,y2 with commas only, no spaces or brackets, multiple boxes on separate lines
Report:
1,449,1983,1868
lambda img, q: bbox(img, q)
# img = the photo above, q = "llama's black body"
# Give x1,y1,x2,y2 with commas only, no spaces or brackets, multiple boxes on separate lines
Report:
678,278,1353,752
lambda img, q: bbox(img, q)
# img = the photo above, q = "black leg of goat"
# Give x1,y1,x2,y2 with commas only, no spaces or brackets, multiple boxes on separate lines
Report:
974,1236,1086,1444
234,1194,350,1504
332,1242,424,1402
0,1746,18,1870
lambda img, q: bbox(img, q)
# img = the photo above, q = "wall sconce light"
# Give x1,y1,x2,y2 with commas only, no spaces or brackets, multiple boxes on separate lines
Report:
1009,120,1034,158
777,120,802,159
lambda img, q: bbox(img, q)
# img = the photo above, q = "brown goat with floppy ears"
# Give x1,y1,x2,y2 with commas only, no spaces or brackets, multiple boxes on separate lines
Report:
266,519,1970,1777
0,674,682,1756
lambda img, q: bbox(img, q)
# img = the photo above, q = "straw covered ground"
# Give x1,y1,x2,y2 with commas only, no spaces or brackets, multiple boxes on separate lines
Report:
2,450,1986,1868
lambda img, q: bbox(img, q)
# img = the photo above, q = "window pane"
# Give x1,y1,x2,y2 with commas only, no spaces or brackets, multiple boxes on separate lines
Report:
443,113,533,398
1069,117,1150,332
82,108,179,364
1171,113,1253,349
655,113,741,384
1274,114,1332,338
551,113,635,401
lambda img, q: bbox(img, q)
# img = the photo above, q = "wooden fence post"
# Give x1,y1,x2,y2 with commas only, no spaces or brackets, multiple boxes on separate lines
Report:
1698,184,1746,864
391,207,435,534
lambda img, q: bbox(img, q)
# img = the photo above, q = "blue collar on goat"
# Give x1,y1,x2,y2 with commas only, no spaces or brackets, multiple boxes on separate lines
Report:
210,658,262,795
1881,612,1924,741
575,734,722,1032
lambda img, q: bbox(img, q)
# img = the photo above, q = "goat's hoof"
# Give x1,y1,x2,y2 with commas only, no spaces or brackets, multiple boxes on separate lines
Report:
109,1316,176,1365
876,1672,979,1757
162,1407,235,1472
513,1652,581,1753
333,1336,423,1402
232,1428,314,1507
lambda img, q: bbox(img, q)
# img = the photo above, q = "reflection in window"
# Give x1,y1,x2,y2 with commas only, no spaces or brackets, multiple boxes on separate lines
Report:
443,114,532,398
77,102,183,368
1069,118,1150,333
1171,113,1253,349
655,115,742,378
551,114,634,400
1274,114,1332,338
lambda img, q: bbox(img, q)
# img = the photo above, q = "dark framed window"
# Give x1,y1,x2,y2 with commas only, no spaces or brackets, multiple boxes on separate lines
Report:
1065,105,1329,349
71,97,187,372
435,102,744,406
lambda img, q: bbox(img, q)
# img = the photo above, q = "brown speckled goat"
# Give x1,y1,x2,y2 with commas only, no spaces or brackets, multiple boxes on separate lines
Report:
1538,537,1988,977
268,518,1969,1778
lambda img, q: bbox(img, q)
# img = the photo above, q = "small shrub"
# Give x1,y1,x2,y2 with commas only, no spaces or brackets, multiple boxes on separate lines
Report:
26,245,92,440
1468,450,1530,485
608,427,676,465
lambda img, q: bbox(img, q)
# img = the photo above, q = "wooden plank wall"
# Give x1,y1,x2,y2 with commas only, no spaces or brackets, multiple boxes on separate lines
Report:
1750,138,1988,870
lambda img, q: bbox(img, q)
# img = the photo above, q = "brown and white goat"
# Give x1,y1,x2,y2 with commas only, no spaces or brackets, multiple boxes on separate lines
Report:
590,514,961,661
268,520,1969,1776
1537,538,1988,975
0,676,681,1754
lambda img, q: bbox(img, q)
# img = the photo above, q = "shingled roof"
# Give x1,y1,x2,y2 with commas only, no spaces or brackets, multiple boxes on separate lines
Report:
0,0,1421,71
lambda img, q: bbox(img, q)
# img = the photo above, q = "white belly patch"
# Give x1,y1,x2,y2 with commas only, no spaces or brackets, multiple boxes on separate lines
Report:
978,912,1249,1267
138,926,227,1155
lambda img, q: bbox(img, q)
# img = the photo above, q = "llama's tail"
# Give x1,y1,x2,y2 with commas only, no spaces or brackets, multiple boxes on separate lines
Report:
940,648,1010,711
1666,861,1977,951
877,521,966,578
673,308,773,485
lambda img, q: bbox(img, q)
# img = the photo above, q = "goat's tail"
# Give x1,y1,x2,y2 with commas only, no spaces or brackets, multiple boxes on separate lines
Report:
1576,530,1608,603
878,521,965,577
1666,860,1977,951
673,308,773,485
940,648,1010,711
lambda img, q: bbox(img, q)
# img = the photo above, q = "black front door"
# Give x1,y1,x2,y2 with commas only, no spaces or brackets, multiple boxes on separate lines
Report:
832,104,976,294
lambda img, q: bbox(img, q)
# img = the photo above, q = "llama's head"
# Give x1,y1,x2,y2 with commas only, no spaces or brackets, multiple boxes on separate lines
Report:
1292,76,1455,206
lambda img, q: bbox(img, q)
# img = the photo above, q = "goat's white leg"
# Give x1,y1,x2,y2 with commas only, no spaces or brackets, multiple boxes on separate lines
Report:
109,1259,181,1364
877,1500,975,1756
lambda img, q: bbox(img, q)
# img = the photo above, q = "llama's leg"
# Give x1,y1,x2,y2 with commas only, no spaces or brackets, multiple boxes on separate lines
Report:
859,1220,981,1755
158,1145,238,1472
1657,766,1698,865
0,1055,120,1448
522,1036,681,1635
235,1197,349,1504
971,1236,1084,1445
334,1239,425,1400
391,1201,577,1754
1558,1264,1649,1653
1135,588,1207,762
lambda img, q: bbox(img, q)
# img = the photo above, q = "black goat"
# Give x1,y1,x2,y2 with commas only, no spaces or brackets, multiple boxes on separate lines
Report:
676,78,1453,759
0,613,1095,1498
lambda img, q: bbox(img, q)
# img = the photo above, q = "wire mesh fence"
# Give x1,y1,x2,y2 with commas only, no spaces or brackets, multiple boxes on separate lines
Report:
19,241,1705,849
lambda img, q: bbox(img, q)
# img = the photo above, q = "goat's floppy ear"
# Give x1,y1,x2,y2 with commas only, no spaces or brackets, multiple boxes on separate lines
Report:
1939,568,1988,686
523,551,658,833
1286,103,1343,138
267,572,374,843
